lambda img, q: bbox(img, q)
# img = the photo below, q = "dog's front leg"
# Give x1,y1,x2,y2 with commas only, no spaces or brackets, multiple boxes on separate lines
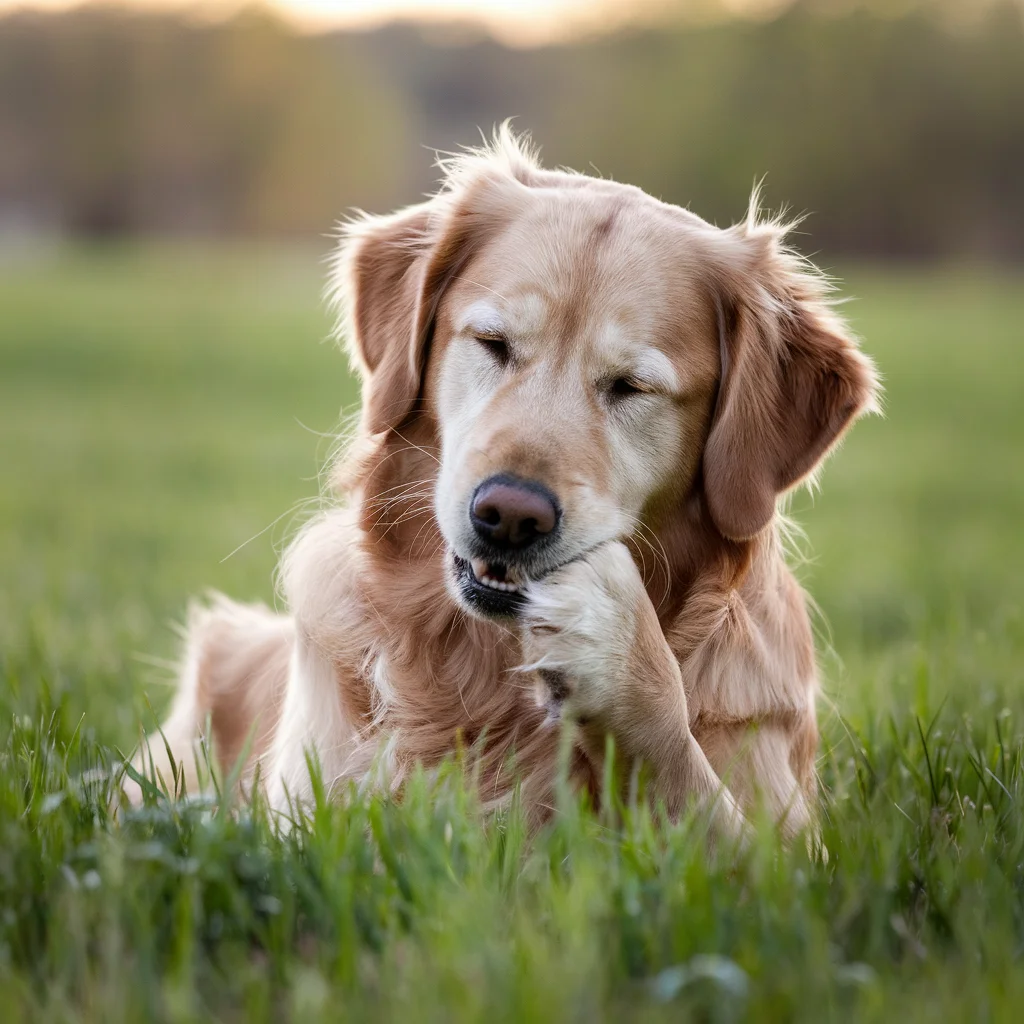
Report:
521,541,744,836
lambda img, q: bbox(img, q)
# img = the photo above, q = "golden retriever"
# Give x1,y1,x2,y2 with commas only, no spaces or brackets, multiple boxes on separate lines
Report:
131,128,878,839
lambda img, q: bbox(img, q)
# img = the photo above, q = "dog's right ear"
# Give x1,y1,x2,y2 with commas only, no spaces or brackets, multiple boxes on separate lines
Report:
334,171,518,437
335,203,434,437
331,203,436,436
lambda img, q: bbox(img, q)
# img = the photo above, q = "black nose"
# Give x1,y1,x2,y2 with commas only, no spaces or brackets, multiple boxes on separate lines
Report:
471,474,560,550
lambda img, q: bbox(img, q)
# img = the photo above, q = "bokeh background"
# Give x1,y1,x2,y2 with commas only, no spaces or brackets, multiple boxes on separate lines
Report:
1,0,1022,743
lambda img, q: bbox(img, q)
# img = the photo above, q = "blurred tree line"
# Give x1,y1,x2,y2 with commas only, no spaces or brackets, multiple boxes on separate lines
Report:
1,1,1022,259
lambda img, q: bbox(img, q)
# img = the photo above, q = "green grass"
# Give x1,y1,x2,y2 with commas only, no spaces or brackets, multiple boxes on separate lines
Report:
1,245,1023,1021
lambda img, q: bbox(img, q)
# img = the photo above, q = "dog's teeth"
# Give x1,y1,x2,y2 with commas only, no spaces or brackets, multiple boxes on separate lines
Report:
464,555,525,595
476,574,520,594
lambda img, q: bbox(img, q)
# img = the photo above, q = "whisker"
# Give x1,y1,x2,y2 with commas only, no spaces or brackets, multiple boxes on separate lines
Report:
617,511,673,610
370,502,435,534
408,516,443,561
220,495,324,564
363,489,435,516
364,489,435,513
389,427,441,465
460,278,513,305
362,477,435,505
293,417,344,440
378,505,435,530
363,442,441,475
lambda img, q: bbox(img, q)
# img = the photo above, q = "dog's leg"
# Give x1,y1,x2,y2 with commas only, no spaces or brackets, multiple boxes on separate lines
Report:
126,595,292,803
521,541,746,839
698,721,816,842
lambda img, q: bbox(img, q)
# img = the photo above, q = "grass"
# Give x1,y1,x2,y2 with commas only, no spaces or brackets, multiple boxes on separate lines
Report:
1,244,1023,1021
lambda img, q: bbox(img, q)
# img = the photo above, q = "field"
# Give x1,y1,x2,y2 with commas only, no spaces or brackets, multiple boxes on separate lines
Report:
1,246,1023,1021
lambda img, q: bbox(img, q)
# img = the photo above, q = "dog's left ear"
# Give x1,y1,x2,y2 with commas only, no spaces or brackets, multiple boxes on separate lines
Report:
702,214,880,542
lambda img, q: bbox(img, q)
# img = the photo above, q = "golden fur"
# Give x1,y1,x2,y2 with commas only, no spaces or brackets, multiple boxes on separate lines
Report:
130,129,878,840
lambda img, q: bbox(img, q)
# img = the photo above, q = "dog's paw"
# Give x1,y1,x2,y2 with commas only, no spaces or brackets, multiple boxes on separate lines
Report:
520,541,648,723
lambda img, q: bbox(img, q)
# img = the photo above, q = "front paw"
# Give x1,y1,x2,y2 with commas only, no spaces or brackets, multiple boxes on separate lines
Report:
520,541,646,723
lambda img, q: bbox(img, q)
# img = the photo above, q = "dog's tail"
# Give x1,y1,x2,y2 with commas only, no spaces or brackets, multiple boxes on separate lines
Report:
127,595,293,802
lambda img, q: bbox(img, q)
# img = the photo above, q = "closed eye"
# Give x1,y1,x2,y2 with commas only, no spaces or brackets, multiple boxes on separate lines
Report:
607,376,648,399
474,334,511,366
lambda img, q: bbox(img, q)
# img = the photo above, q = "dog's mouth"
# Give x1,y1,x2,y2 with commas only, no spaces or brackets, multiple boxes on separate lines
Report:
452,554,527,618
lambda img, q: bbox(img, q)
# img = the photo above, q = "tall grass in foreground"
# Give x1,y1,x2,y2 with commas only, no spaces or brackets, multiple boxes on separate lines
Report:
2,651,1023,1021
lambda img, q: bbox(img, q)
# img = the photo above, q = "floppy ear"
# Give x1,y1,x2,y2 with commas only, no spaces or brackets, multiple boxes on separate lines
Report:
702,223,880,542
338,201,468,437
339,204,434,437
335,167,522,438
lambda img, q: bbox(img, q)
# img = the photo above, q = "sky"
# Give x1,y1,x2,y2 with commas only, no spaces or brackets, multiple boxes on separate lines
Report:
0,0,789,45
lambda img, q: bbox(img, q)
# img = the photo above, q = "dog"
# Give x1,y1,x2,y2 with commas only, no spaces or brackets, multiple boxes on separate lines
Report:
130,128,878,839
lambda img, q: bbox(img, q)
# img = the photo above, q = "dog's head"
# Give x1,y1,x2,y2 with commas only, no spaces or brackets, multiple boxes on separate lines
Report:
333,129,878,621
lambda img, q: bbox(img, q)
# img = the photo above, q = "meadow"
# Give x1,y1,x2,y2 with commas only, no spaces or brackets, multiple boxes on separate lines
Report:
1,245,1022,1021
